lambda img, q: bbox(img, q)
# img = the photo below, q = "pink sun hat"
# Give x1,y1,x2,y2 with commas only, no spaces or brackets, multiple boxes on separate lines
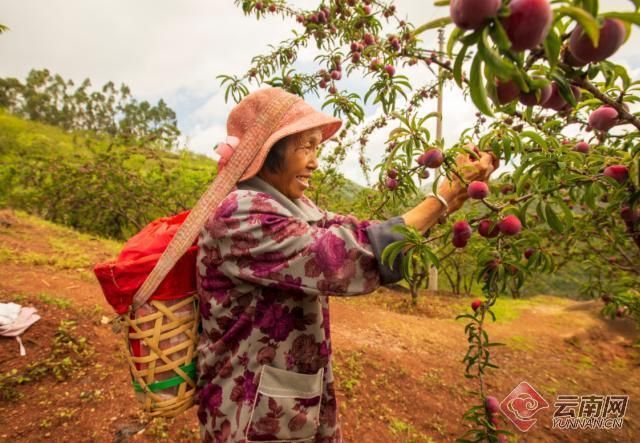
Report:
214,87,342,181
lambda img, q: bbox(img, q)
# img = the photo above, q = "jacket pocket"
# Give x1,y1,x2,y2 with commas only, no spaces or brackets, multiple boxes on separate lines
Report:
245,365,324,442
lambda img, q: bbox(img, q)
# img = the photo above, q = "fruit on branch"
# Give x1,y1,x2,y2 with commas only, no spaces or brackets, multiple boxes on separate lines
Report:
363,33,375,46
498,214,522,236
486,258,501,270
419,169,430,180
524,248,536,259
621,205,640,223
519,83,552,107
385,177,398,190
468,181,489,199
388,35,401,51
616,306,626,318
255,2,264,11
452,220,472,248
471,299,483,311
543,83,581,111
569,18,626,64
369,58,381,71
603,164,629,184
363,4,372,15
573,141,589,154
485,396,501,414
449,0,501,31
601,293,613,304
589,106,619,131
385,64,396,77
500,183,514,194
418,149,444,168
452,236,468,248
268,4,276,12
331,70,342,80
494,79,520,104
453,220,473,239
387,168,398,179
478,219,500,238
501,0,552,51
562,48,588,67
328,85,337,95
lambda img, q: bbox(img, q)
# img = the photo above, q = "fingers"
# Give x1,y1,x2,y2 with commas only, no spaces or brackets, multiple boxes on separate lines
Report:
452,150,500,182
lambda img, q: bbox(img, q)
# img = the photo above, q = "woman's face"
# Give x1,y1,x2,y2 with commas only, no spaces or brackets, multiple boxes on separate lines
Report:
259,128,322,200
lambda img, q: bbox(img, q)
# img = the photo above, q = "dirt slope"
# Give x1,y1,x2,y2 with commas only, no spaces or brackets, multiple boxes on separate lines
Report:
0,209,638,442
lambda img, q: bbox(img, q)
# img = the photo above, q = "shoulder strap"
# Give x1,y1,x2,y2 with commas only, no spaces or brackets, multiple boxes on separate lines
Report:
131,94,299,311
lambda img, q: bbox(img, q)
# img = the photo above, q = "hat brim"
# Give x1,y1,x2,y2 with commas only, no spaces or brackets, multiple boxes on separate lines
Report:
239,112,342,182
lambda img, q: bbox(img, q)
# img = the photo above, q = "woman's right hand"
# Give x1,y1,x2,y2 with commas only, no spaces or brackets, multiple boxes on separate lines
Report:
437,150,499,215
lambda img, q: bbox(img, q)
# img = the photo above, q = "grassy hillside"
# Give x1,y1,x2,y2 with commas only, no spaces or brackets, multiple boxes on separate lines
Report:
0,109,362,240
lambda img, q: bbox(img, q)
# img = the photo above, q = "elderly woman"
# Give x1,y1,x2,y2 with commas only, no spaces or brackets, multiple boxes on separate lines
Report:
195,88,497,443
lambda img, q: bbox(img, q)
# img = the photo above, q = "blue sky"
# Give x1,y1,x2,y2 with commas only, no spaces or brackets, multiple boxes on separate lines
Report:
2,0,639,185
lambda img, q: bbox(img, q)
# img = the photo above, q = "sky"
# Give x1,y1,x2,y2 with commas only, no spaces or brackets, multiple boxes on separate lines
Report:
1,0,639,186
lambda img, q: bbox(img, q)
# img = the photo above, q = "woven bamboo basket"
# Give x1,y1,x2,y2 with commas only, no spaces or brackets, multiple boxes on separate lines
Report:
124,295,199,417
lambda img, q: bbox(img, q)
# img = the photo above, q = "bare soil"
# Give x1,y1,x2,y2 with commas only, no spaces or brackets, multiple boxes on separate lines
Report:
0,209,638,442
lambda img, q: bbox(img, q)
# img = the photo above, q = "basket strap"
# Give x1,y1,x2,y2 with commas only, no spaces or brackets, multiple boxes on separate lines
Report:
131,93,300,311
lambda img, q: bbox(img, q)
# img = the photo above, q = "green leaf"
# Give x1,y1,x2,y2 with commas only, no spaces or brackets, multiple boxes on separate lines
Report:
447,27,464,58
555,197,574,230
543,28,561,68
520,131,547,149
555,6,600,47
478,28,516,79
489,20,512,51
469,53,494,117
602,11,640,27
545,203,564,233
413,16,452,37
580,0,599,16
453,43,469,87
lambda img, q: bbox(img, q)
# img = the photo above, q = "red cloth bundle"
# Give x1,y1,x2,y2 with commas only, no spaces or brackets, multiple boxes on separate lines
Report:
93,210,198,315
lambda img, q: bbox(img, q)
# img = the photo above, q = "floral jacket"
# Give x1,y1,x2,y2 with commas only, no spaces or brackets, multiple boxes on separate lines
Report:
195,176,404,442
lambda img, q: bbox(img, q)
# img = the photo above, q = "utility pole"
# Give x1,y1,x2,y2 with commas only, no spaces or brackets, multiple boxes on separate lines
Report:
428,27,445,292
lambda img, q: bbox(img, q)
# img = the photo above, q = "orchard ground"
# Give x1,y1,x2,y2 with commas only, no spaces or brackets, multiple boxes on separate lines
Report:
0,208,638,442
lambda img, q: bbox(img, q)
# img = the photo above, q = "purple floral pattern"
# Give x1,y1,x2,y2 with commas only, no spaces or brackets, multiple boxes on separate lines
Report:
196,187,385,442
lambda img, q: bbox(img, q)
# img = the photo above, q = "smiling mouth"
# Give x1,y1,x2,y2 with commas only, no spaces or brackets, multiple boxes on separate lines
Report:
296,175,310,188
